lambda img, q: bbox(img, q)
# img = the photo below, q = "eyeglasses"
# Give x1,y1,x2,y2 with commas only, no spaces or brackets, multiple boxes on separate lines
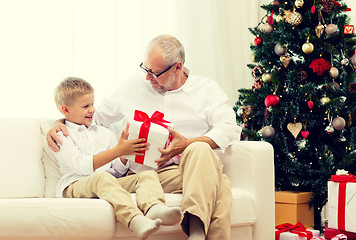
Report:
140,62,177,79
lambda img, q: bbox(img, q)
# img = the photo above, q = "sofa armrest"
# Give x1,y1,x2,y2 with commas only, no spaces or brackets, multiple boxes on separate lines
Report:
215,141,275,240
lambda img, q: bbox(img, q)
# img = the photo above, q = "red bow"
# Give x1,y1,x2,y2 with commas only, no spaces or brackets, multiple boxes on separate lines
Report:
275,222,313,240
133,110,172,164
331,174,356,183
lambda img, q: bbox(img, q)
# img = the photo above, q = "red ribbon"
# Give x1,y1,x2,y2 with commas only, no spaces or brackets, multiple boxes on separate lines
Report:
133,110,172,164
275,222,313,240
331,174,356,231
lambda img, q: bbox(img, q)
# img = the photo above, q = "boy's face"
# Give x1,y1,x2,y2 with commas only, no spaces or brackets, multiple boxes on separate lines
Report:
63,92,95,128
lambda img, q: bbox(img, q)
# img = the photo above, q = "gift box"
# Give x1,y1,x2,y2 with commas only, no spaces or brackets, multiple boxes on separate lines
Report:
275,222,320,240
328,173,356,233
325,222,356,240
125,110,172,169
275,191,314,227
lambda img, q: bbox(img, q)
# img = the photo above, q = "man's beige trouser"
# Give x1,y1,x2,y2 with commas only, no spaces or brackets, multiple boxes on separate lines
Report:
156,142,232,240
64,170,165,227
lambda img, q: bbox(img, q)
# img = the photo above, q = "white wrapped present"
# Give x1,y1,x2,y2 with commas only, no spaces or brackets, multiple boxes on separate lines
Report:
328,172,356,233
124,110,172,169
275,222,320,240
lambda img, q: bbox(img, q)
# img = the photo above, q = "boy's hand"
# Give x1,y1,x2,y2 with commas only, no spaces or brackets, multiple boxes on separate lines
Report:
155,127,188,166
116,125,150,156
46,119,68,152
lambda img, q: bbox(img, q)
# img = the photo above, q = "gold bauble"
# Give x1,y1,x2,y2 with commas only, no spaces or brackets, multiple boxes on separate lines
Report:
302,42,314,54
295,0,304,8
320,96,330,105
276,15,284,23
315,23,325,38
287,11,302,26
262,73,272,83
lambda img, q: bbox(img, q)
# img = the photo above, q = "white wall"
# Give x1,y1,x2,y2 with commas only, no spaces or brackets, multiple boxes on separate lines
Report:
0,0,355,118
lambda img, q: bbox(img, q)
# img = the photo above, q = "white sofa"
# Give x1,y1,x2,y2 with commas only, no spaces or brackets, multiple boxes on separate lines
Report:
0,117,275,240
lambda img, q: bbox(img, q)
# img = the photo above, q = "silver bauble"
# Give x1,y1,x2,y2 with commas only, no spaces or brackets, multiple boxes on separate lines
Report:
332,117,346,131
351,54,356,66
329,67,339,79
325,24,338,35
274,43,286,56
262,126,275,138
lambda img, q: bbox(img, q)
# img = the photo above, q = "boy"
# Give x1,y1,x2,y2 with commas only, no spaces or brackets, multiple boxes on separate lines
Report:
53,77,182,240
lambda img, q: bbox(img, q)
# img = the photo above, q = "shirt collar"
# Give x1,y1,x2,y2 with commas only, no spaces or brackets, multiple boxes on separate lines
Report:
65,120,98,132
168,70,192,94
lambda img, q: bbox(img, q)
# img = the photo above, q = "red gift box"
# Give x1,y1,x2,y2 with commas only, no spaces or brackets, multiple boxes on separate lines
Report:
325,222,356,240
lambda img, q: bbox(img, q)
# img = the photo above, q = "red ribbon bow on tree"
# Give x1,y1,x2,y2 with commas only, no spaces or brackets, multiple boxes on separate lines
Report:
275,222,313,240
133,110,172,164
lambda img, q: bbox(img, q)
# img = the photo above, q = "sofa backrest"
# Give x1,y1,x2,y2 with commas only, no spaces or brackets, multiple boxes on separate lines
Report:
0,118,45,198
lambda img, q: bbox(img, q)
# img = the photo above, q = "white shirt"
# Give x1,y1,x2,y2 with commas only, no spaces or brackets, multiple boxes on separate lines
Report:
95,70,242,174
54,121,126,198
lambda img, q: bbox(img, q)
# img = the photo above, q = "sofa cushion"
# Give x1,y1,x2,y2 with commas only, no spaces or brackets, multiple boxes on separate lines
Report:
0,198,115,240
0,118,44,198
40,119,62,197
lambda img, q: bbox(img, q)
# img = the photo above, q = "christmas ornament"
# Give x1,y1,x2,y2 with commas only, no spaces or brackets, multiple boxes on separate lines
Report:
287,10,302,26
260,23,273,33
315,23,325,38
349,82,356,93
321,0,333,14
309,58,331,76
325,24,338,35
325,124,335,134
333,117,346,131
264,94,280,108
301,130,309,139
299,70,308,83
302,42,314,54
262,73,272,83
287,122,302,139
329,66,339,78
262,126,275,138
320,96,330,105
351,53,356,65
311,5,316,14
276,15,284,23
295,0,304,8
280,55,291,68
331,80,340,89
267,10,274,25
308,100,314,109
254,36,262,46
252,66,262,89
237,106,252,122
250,54,256,63
344,25,355,34
274,43,286,56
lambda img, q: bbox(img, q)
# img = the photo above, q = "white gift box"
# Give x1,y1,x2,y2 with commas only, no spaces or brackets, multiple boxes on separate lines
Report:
124,117,172,169
275,229,319,240
328,181,356,233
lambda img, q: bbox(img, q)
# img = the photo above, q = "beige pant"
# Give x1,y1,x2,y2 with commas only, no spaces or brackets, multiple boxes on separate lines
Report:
156,142,232,240
64,170,165,227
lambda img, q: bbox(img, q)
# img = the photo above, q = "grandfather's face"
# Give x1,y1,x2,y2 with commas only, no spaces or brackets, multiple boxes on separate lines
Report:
143,50,177,94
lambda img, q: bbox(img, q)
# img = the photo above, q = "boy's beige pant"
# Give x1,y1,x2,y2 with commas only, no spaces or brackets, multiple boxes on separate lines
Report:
156,142,232,240
64,170,165,228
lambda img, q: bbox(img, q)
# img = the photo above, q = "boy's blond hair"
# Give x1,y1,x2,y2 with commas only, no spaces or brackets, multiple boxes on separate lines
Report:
55,77,94,113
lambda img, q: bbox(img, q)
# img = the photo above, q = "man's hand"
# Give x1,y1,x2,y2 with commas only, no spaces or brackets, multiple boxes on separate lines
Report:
46,119,68,152
155,127,188,167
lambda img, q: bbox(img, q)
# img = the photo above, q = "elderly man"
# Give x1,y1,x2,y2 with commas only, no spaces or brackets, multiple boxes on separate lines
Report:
47,35,241,240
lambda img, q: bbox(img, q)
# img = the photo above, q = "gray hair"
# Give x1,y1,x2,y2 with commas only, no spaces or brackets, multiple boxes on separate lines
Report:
146,35,185,66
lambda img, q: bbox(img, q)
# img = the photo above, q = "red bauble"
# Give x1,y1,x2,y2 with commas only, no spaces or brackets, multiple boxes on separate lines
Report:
254,36,262,46
308,100,314,109
264,94,280,107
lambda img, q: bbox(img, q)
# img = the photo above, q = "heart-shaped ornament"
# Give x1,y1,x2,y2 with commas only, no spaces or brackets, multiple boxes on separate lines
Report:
301,131,309,139
287,122,302,139
280,55,291,68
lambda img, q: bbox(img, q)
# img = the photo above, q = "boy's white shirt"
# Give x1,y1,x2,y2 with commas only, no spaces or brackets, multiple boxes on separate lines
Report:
54,120,130,198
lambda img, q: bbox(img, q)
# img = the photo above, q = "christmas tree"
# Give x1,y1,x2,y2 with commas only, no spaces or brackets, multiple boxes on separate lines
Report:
234,0,356,230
